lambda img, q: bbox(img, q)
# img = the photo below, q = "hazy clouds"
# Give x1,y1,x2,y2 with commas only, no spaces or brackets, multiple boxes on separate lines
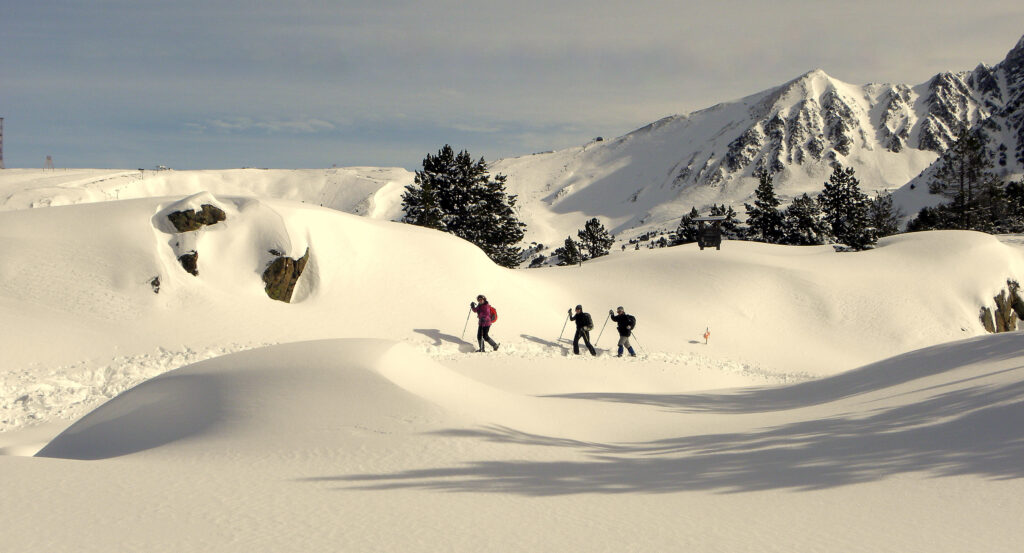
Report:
2,0,1022,169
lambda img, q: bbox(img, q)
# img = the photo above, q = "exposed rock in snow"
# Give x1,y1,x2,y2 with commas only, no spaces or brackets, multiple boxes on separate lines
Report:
262,247,311,303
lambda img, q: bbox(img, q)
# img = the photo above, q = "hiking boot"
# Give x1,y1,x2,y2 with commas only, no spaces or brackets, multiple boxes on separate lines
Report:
493,343,500,351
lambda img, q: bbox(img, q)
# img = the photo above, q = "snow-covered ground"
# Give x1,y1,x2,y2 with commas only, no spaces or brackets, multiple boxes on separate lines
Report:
2,170,1024,551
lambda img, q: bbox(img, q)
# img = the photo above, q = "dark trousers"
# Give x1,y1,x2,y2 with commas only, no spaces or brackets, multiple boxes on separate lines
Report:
477,325,498,351
574,328,596,355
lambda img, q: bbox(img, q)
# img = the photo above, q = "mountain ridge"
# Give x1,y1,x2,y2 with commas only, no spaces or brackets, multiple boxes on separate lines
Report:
492,34,1024,244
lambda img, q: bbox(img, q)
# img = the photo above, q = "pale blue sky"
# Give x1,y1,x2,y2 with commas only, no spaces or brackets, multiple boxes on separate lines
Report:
2,0,1022,170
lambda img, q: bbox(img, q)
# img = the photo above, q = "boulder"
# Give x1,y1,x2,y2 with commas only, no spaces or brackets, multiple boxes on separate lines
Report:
980,306,996,333
262,248,310,303
167,204,227,233
994,290,1018,332
178,252,199,276
1009,280,1024,320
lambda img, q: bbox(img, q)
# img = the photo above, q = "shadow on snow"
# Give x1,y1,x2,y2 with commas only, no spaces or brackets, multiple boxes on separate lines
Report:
303,335,1024,495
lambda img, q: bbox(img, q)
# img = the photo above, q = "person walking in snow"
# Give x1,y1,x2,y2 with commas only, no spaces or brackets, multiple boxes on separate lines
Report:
568,305,597,356
609,306,636,357
471,295,500,352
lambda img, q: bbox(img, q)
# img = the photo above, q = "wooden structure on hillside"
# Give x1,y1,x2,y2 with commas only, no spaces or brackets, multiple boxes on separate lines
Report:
694,216,727,250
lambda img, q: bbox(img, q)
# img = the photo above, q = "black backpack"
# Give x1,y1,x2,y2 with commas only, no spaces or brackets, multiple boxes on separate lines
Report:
626,315,636,329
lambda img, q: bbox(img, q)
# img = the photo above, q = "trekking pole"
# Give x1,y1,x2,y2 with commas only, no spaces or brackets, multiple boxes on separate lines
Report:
631,331,646,355
461,308,473,340
558,312,570,342
595,314,610,346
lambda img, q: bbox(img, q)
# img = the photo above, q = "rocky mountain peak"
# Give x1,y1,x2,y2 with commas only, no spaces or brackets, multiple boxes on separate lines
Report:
1007,34,1024,64
495,34,1024,243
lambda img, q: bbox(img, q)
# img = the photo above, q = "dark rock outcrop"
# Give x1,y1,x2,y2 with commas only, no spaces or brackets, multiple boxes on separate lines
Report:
178,252,199,276
1009,280,1024,320
262,248,310,303
981,279,1023,333
994,290,1017,332
980,306,996,333
167,204,226,233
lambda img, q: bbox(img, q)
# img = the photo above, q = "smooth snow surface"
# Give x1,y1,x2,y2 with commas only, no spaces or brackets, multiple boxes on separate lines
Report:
3,170,1024,552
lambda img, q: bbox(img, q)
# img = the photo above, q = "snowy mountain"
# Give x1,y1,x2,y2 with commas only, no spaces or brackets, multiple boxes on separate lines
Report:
0,166,411,219
8,25,1024,552
493,34,1024,244
2,36,1023,252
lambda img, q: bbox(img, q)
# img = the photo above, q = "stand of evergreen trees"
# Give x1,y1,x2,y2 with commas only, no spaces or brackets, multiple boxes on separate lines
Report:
552,217,614,265
403,129,1024,267
907,126,1024,233
675,125,1023,250
401,145,526,268
677,164,899,251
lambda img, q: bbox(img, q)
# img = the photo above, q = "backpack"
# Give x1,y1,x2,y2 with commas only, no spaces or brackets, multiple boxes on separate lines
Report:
489,305,498,323
626,315,636,329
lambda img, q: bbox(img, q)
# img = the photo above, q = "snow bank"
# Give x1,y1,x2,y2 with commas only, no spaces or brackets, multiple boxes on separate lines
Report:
3,182,1024,551
0,167,413,218
6,333,1024,552
34,340,447,460
3,193,1024,440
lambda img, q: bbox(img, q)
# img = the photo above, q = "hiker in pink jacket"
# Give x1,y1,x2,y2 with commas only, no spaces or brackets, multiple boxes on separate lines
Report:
470,294,500,353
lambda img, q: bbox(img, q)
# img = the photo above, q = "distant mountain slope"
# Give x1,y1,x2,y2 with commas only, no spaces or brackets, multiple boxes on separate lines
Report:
0,167,412,220
493,34,1024,245
2,38,1022,250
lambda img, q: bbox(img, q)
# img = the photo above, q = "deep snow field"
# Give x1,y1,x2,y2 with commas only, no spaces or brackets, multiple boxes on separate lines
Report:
2,169,1024,552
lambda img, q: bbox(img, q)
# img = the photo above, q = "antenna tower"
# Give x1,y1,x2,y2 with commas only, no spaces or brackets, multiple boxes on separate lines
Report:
0,117,5,169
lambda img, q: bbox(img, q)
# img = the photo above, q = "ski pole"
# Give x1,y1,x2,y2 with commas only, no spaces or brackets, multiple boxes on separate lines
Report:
558,312,570,342
631,331,646,355
461,308,473,340
595,314,610,346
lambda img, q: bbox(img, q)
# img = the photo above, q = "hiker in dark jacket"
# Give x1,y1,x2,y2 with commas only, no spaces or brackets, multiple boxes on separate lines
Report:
609,306,636,357
470,294,499,352
568,305,597,356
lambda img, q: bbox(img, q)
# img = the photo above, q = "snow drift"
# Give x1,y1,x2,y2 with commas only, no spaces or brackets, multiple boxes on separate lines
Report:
4,185,1024,552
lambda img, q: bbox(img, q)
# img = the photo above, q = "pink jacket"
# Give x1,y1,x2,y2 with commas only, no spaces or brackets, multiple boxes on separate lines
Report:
473,302,493,327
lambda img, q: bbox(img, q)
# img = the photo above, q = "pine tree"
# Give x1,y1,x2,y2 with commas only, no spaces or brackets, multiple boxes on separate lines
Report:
744,170,784,243
413,180,445,231
976,179,1007,233
868,191,902,238
709,204,744,239
817,165,875,250
927,125,999,230
577,217,614,259
402,145,526,267
553,236,582,265
907,204,957,232
781,193,829,245
1004,178,1024,232
675,207,700,244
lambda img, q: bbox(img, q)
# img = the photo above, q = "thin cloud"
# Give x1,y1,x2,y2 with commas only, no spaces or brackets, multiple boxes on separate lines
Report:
2,0,1023,169
202,118,338,134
